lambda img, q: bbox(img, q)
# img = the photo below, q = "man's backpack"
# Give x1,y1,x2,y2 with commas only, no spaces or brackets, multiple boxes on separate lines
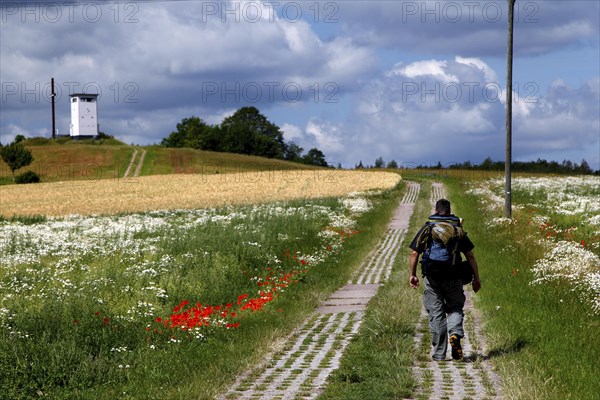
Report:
416,215,465,276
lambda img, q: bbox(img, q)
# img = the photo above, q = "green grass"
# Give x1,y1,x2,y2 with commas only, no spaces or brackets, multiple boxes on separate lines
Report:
319,177,431,399
0,185,403,399
0,142,134,184
140,145,321,176
3,169,597,399
320,173,599,400
446,177,600,400
0,142,319,185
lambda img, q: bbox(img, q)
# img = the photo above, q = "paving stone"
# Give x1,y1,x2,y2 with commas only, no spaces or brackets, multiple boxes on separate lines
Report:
218,182,508,400
219,184,420,399
315,304,368,314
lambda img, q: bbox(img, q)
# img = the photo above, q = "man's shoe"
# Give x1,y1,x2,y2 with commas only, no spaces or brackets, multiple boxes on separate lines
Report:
449,335,463,360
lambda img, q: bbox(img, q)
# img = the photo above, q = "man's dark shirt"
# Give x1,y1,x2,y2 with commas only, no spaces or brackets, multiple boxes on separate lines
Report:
409,214,475,278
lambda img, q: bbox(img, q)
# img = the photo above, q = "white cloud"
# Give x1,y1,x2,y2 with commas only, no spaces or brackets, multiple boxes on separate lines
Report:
305,119,345,154
389,60,458,83
336,1,599,57
0,1,375,141
281,123,303,141
455,56,498,83
322,58,599,169
1,1,597,171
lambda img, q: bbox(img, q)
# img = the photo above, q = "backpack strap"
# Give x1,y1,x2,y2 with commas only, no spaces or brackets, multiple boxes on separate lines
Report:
414,222,433,253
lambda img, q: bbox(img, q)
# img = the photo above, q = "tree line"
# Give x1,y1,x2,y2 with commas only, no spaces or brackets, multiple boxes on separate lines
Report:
436,157,596,175
358,156,597,175
161,107,329,167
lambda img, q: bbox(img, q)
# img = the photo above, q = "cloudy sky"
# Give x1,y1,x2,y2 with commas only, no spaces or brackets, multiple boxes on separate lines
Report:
1,0,599,169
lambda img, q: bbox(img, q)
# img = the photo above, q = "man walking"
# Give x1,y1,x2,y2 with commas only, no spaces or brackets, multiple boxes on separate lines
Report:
408,199,481,361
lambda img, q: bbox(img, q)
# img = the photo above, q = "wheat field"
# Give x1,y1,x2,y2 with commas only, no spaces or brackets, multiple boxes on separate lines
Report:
0,170,401,217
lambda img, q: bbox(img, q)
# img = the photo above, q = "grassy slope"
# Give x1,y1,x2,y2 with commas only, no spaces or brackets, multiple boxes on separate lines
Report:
141,145,321,176
0,140,318,185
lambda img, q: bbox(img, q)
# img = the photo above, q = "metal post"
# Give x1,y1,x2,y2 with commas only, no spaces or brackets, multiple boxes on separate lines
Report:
505,0,516,218
51,78,56,139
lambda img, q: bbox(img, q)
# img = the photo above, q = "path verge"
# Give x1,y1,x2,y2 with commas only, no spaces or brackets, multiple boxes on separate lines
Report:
219,182,421,400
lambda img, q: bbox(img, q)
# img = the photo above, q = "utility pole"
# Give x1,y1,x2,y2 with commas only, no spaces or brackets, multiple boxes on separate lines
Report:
505,0,516,218
51,78,56,139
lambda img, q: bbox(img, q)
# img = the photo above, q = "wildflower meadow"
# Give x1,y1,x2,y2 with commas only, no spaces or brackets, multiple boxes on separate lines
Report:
456,174,600,399
469,175,600,314
0,187,394,399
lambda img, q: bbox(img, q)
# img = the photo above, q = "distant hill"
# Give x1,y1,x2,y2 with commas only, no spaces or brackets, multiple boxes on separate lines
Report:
0,138,321,186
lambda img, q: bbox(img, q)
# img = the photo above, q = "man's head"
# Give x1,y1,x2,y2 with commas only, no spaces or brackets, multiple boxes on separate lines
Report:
435,199,451,215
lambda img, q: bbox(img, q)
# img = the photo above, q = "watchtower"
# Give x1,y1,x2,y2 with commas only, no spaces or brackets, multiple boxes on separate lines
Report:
70,93,99,139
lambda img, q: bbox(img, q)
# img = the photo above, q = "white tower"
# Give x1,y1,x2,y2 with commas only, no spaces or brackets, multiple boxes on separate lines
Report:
70,93,99,139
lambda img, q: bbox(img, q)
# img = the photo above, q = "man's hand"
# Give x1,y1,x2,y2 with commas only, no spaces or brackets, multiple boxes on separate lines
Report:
410,275,420,288
472,278,481,293
409,251,420,288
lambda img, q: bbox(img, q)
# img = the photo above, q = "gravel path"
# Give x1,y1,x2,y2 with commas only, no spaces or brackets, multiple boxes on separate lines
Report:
407,183,503,400
219,182,421,400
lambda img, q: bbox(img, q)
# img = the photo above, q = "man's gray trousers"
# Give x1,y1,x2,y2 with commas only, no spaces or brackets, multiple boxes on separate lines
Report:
423,275,465,360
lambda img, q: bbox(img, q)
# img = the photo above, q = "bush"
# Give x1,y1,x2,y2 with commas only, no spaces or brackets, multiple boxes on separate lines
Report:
15,170,41,184
24,137,51,145
97,131,114,139
55,137,72,145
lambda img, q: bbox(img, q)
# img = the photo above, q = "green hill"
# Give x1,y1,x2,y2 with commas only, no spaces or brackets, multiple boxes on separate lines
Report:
0,139,321,186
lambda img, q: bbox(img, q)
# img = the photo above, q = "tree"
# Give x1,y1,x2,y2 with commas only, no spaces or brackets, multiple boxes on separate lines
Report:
374,156,385,168
302,148,328,167
161,108,330,165
14,134,26,143
577,159,592,174
386,160,398,169
284,141,304,162
221,107,286,158
480,157,494,170
1,141,34,181
355,160,364,169
161,116,215,149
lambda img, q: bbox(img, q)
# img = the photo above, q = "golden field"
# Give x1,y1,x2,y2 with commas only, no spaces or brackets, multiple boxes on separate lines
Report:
0,170,401,217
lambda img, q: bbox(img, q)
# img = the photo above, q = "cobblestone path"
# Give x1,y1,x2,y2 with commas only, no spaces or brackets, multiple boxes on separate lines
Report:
407,182,503,400
219,182,421,400
220,182,504,400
